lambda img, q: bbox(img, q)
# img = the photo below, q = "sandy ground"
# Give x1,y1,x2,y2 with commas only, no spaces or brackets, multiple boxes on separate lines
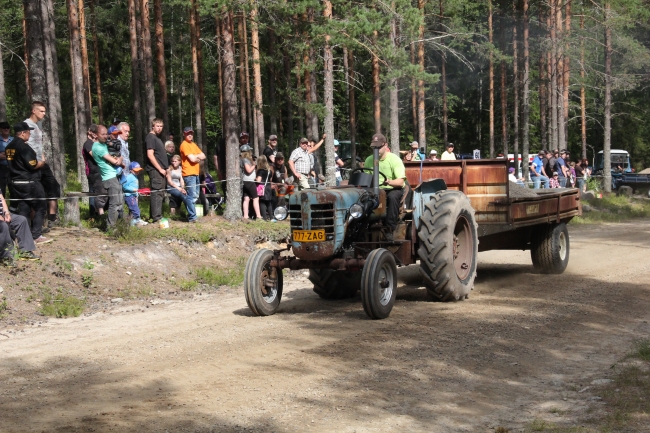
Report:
1,221,650,433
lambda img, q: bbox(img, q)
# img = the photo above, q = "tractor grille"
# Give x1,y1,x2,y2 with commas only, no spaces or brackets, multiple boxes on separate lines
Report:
288,203,335,234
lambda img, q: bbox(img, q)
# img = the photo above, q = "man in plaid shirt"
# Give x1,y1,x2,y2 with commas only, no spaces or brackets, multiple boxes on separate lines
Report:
288,135,325,190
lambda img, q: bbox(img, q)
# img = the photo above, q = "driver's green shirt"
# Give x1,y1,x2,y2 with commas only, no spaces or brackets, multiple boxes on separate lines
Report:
364,151,406,189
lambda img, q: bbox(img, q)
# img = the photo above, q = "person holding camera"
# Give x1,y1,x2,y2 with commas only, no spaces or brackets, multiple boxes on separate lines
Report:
402,141,424,162
92,125,124,228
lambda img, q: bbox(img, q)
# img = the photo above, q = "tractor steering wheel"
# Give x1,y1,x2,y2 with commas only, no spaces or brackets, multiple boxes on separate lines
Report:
350,167,389,186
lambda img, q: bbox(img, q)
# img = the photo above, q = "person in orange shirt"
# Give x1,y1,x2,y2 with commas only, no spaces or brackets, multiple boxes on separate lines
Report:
179,126,206,203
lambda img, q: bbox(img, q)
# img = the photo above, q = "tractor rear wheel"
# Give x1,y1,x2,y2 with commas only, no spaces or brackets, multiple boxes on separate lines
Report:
531,222,570,274
309,269,361,300
417,191,478,301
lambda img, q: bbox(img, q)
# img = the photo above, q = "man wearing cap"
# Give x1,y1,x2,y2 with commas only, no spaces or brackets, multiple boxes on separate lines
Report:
440,142,456,160
0,121,13,197
263,135,278,164
179,127,206,204
5,122,49,244
426,149,438,161
364,134,407,241
555,149,569,187
25,101,60,227
93,125,124,228
530,150,550,189
145,118,168,222
288,136,324,190
333,140,344,186
240,132,250,147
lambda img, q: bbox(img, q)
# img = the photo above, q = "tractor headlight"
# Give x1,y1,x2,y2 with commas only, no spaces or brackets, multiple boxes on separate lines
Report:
349,203,364,219
274,206,288,221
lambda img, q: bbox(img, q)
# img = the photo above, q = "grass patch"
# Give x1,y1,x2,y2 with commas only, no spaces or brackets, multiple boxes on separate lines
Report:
193,258,246,288
523,420,593,432
0,297,7,319
39,289,85,318
575,193,650,224
179,279,198,291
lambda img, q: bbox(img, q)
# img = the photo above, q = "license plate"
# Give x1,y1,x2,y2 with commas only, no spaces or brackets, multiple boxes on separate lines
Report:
293,229,325,242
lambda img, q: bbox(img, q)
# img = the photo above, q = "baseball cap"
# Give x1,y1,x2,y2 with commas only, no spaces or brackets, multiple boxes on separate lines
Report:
509,167,515,173
370,133,387,148
275,152,285,160
129,161,143,173
410,141,419,148
240,144,252,152
112,117,121,125
240,132,249,138
13,122,35,133
269,134,278,141
183,126,194,134
538,150,546,156
430,149,437,155
0,121,10,129
560,149,567,154
299,137,309,144
447,142,454,148
333,139,339,147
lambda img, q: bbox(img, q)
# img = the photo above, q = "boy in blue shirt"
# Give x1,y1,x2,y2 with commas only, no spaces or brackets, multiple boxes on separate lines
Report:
120,162,148,226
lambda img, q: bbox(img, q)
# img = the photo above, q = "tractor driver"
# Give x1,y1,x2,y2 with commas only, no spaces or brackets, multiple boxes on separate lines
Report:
364,133,406,241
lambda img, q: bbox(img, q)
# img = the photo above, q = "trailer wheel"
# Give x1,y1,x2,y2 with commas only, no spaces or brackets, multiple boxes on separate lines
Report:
244,249,283,316
531,223,569,274
417,190,478,301
309,269,361,300
360,249,397,320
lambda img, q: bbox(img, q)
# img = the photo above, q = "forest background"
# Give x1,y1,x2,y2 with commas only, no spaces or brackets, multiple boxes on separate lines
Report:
1,0,649,218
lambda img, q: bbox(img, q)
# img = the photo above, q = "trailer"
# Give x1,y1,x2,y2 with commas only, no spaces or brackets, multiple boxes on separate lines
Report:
244,158,582,320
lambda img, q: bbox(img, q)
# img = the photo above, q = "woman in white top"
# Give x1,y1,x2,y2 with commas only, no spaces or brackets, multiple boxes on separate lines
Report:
167,155,184,215
241,144,262,220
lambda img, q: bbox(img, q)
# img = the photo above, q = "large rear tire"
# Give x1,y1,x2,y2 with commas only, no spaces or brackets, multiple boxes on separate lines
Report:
360,249,397,319
417,190,478,301
531,223,570,274
244,249,283,316
309,269,361,300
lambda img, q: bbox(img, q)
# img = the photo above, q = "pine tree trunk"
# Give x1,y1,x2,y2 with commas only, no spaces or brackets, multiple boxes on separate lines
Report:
243,17,253,147
268,30,277,136
580,10,586,159
127,0,143,164
603,2,612,192
348,49,356,169
556,2,565,151
323,0,335,187
500,17,508,157
196,2,206,149
154,0,169,138
563,1,571,147
512,1,519,167
549,0,559,151
141,0,156,125
0,42,6,121
539,51,547,150
303,12,313,140
389,12,399,154
67,0,89,189
78,0,92,126
488,0,494,158
283,49,294,148
417,0,426,146
134,0,147,143
43,0,66,189
440,0,447,148
89,0,103,124
216,17,225,137
522,0,530,180
22,8,31,99
410,44,417,139
222,9,242,219
309,46,319,138
237,16,248,138
251,1,265,154
189,0,204,149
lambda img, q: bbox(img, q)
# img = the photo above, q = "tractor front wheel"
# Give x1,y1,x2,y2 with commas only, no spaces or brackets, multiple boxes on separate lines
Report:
360,249,397,320
244,249,283,316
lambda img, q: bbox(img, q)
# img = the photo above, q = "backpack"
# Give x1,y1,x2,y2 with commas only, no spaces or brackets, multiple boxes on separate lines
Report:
204,173,217,195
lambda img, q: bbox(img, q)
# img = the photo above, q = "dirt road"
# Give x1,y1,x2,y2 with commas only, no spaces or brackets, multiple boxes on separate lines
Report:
2,221,650,433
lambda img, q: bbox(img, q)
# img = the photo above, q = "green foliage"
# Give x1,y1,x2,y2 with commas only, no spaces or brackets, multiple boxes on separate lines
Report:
81,273,93,288
0,296,7,319
193,258,246,287
576,194,650,223
54,254,73,272
631,339,650,361
179,279,198,291
82,259,95,270
39,289,85,318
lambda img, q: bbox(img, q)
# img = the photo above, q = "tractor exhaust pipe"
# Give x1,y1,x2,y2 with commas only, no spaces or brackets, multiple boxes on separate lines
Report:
373,145,380,197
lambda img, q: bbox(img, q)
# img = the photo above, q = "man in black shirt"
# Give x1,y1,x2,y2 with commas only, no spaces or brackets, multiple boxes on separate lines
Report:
263,135,278,164
0,191,39,266
145,118,168,222
5,122,49,243
82,124,107,215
